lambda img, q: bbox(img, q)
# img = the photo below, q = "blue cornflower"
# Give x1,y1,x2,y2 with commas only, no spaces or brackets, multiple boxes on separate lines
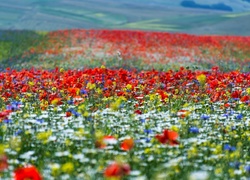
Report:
67,99,74,105
3,119,12,124
193,79,200,85
145,138,151,143
80,89,88,95
224,144,236,151
67,108,80,117
140,118,145,123
12,101,21,105
15,129,23,136
36,119,44,123
223,114,229,118
144,129,153,134
6,101,22,111
245,165,250,173
201,114,209,120
229,162,241,169
72,111,80,118
236,114,243,120
189,127,199,133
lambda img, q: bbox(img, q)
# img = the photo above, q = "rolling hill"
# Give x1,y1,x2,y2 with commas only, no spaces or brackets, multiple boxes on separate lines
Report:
0,0,250,35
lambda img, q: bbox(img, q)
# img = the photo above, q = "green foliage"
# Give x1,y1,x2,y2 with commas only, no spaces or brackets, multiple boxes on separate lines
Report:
0,42,11,61
0,30,46,62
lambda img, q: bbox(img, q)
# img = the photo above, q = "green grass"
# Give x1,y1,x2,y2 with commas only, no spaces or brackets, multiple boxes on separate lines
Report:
118,13,231,32
87,13,127,25
0,42,12,61
121,19,179,31
0,30,47,67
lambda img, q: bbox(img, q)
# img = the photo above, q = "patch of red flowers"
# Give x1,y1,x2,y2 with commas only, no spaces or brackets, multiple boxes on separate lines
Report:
26,29,250,71
14,165,42,180
104,162,130,178
0,67,249,108
155,129,179,145
0,110,12,121
0,154,8,172
120,138,134,151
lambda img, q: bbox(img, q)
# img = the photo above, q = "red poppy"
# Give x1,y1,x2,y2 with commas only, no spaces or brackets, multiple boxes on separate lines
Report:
104,162,130,178
0,154,8,172
67,88,80,97
0,110,12,120
134,110,142,115
104,162,121,177
210,92,221,102
241,95,249,102
14,165,42,180
155,129,179,145
65,111,72,117
231,90,242,99
120,138,134,151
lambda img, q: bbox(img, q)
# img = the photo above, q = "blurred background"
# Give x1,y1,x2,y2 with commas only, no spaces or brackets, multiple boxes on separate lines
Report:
1,0,250,35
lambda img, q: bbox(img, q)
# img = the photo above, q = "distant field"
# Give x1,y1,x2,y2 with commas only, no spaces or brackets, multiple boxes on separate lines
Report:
0,0,250,35
0,29,249,72
121,19,179,31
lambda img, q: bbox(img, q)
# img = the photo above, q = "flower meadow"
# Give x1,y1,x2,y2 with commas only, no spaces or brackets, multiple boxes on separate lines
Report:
0,65,249,180
0,29,250,179
4,29,250,71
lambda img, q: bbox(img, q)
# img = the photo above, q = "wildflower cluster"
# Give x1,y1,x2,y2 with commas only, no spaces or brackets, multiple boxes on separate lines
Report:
3,30,250,71
0,66,249,179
